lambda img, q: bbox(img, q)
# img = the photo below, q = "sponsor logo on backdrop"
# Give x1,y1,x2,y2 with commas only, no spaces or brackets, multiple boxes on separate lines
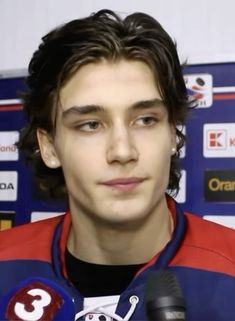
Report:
203,123,235,157
0,211,15,230
204,169,235,202
204,215,235,229
184,73,213,108
0,171,18,201
207,130,226,149
31,211,64,222
173,170,186,203
0,131,19,161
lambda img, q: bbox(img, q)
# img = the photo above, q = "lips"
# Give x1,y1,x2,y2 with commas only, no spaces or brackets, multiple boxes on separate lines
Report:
102,177,145,192
104,177,144,185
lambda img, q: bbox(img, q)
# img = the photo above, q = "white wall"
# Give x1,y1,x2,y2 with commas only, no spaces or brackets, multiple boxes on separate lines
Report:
0,0,235,75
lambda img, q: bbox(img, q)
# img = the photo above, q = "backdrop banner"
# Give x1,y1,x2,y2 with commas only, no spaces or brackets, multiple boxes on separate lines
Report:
0,63,235,229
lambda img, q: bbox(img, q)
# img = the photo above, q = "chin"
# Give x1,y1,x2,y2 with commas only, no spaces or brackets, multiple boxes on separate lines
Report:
99,208,150,227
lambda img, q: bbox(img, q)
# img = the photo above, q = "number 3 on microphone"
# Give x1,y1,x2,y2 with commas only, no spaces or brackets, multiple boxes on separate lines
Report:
14,288,52,321
6,281,64,321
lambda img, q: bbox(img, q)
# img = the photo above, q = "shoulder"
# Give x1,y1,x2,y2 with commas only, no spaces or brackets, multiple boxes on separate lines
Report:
172,211,235,276
185,212,235,247
0,214,65,261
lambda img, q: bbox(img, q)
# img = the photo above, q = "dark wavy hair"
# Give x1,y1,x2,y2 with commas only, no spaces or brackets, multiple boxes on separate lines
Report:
18,9,190,199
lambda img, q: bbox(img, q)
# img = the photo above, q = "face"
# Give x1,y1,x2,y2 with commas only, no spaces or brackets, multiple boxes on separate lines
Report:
38,60,176,226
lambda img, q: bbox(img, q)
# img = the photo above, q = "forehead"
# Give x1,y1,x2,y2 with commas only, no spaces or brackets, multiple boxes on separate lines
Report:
59,59,162,113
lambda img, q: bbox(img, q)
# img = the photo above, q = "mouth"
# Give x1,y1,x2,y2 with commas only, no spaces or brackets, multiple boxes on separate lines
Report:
102,177,145,192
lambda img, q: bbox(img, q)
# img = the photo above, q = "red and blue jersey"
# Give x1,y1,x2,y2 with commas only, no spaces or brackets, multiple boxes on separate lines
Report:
0,197,235,320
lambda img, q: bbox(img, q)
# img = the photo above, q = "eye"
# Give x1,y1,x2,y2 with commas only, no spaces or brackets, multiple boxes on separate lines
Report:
76,120,102,132
134,116,157,127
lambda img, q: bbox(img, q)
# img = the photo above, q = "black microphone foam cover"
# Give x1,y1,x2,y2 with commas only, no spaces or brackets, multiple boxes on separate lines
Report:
145,270,186,321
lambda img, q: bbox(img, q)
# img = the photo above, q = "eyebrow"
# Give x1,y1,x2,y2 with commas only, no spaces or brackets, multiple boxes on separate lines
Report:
131,98,164,110
62,98,164,119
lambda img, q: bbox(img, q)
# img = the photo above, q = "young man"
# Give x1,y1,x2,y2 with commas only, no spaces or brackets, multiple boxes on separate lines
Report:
0,9,235,321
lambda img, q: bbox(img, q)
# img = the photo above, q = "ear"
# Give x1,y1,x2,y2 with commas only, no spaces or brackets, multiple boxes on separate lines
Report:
37,128,61,168
170,125,177,156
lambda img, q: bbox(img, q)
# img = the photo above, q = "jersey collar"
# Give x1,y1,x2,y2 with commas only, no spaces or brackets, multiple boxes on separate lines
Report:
52,195,187,279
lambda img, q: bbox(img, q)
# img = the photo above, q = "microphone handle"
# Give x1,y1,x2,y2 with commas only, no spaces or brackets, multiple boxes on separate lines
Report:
147,296,186,321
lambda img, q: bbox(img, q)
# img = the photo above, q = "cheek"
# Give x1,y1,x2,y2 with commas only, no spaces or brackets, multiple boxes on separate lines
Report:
137,130,172,159
57,139,105,178
60,153,95,195
55,133,103,161
147,149,172,173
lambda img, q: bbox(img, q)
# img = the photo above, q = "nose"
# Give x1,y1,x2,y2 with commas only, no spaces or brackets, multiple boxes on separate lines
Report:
106,125,139,164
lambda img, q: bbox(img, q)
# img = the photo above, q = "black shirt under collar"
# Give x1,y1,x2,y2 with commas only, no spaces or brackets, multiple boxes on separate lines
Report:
65,248,145,297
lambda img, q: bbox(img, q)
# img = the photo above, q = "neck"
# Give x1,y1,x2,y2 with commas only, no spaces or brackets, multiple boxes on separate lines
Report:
67,196,173,265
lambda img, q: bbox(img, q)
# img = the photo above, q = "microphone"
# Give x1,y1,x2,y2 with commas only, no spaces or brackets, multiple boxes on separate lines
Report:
0,277,76,320
145,270,186,321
